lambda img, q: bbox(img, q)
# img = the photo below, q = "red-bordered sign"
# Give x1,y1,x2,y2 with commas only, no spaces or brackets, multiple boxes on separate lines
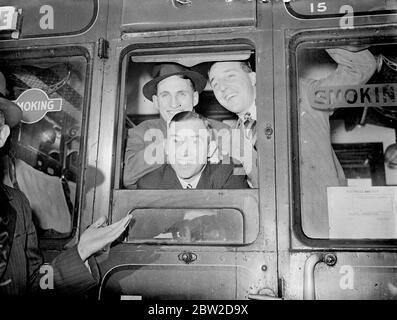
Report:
13,88,62,124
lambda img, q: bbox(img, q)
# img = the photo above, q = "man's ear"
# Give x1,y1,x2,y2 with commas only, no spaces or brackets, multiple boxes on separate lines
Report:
193,91,199,107
249,71,256,87
0,124,10,148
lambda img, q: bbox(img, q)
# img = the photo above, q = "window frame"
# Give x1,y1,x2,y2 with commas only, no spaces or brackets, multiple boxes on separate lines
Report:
0,45,93,249
112,189,260,247
288,27,397,250
112,41,264,247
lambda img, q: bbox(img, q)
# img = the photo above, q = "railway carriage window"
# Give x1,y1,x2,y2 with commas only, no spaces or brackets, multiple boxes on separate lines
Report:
117,48,259,245
295,42,397,240
122,60,257,191
0,51,88,238
127,208,243,244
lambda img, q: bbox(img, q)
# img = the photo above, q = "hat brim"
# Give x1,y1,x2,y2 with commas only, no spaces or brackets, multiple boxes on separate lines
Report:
142,70,207,101
0,97,22,128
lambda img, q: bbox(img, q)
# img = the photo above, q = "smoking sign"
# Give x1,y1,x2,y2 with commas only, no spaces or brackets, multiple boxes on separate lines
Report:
13,88,62,124
308,83,397,109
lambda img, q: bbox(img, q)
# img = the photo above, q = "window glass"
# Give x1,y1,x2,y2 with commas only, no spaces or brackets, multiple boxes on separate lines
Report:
1,53,88,238
122,56,257,191
120,50,258,244
116,48,259,246
296,43,397,239
126,208,243,244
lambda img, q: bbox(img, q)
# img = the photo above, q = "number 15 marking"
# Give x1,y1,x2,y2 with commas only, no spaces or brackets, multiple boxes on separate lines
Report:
310,2,327,13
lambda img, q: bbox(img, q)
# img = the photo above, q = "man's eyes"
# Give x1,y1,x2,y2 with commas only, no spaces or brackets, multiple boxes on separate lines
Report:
210,73,236,88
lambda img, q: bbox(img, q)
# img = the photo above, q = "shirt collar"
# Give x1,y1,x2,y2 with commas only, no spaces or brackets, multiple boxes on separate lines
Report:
176,165,206,189
237,103,256,121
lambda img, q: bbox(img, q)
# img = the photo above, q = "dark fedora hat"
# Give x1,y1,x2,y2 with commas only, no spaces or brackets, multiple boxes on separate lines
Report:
142,63,207,101
0,71,22,128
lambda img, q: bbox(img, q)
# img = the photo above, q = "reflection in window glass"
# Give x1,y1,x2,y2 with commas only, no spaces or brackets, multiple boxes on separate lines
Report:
126,208,243,244
296,43,397,239
2,55,87,238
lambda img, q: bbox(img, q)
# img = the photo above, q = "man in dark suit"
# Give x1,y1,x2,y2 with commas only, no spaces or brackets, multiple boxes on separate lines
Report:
137,111,249,189
0,82,131,296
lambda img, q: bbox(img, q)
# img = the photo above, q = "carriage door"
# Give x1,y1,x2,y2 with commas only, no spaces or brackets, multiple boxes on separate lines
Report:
96,0,279,300
0,0,108,259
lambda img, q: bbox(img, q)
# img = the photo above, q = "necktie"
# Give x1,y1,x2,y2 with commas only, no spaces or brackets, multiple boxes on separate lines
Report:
239,112,257,150
186,184,193,189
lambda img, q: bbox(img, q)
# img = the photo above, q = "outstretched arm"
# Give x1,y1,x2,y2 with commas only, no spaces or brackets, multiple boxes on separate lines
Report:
26,204,131,295
305,48,377,111
317,48,376,87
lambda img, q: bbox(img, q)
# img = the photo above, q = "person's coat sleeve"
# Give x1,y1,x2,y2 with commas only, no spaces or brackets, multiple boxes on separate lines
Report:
123,125,164,188
306,48,377,111
50,246,100,296
22,192,99,295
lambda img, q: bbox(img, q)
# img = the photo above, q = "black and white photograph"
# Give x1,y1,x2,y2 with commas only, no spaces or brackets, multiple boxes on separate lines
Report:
0,0,396,315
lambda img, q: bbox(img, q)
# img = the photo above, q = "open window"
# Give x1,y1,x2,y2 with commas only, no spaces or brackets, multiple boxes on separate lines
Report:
291,35,397,243
0,47,90,240
113,43,259,245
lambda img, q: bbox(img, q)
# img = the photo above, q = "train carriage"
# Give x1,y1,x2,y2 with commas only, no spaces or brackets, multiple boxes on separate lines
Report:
1,0,396,300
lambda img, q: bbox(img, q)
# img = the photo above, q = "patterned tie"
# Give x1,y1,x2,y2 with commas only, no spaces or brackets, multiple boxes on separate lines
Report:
186,184,193,189
239,112,257,150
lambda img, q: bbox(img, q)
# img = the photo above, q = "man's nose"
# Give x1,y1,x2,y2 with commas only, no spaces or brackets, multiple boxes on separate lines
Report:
170,95,181,109
177,141,189,157
183,144,189,157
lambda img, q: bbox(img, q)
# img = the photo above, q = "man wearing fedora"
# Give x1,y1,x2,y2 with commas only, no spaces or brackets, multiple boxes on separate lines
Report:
0,71,132,296
123,63,229,189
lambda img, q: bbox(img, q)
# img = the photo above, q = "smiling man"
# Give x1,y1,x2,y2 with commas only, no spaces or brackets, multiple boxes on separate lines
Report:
123,63,228,189
208,61,258,187
209,61,256,118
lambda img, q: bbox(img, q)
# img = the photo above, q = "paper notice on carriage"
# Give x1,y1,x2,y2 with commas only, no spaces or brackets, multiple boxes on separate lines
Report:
328,187,397,239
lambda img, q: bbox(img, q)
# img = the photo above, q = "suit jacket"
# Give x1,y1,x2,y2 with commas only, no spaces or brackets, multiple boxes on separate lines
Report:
137,162,249,189
0,183,99,296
